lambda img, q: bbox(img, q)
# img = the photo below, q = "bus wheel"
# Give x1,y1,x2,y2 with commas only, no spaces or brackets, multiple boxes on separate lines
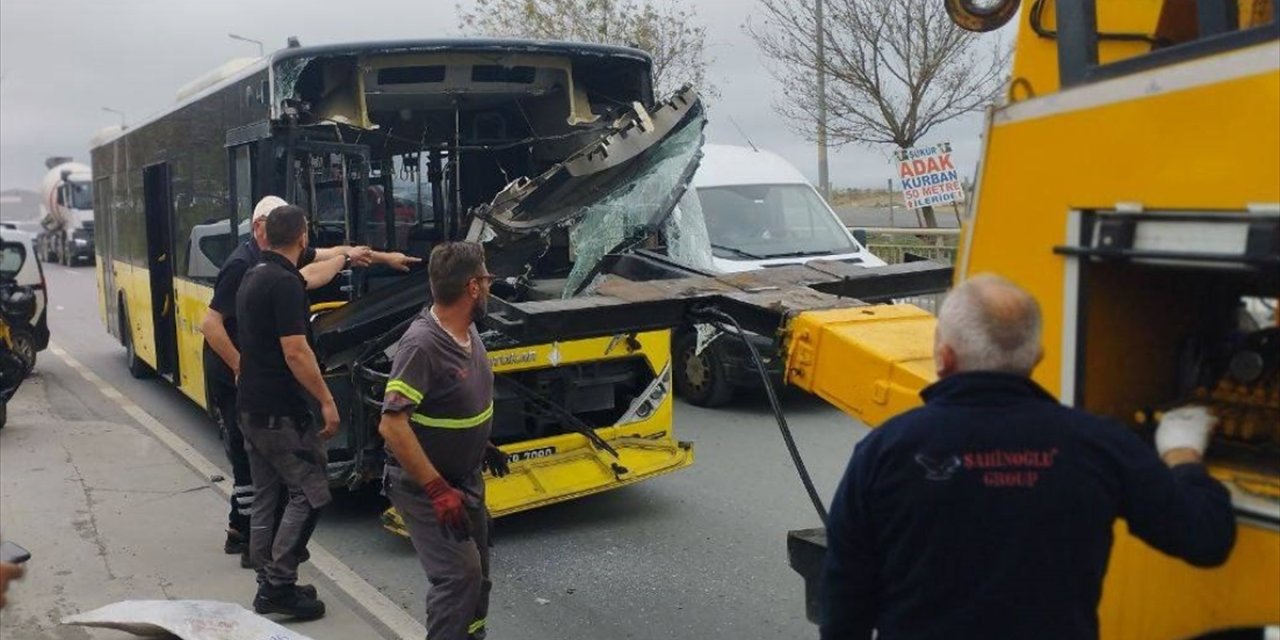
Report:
121,305,151,379
674,333,734,408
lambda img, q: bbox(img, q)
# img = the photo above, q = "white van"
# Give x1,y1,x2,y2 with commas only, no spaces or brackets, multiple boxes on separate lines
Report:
696,144,884,272
672,144,886,406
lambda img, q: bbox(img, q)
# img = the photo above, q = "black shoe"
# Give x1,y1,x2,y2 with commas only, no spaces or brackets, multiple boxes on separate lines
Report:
254,583,326,620
224,529,247,555
296,583,317,599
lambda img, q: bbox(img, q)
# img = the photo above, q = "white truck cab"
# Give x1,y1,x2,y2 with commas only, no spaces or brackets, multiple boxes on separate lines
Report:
694,144,884,273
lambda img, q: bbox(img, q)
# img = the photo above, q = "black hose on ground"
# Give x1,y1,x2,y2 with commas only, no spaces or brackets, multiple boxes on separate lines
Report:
693,306,829,526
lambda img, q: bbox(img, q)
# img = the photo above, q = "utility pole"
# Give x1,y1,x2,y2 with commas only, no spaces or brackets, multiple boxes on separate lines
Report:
816,0,830,199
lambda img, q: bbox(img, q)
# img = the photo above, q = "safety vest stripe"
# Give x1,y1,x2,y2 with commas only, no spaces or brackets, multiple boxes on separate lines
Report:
385,379,424,404
411,403,494,430
468,618,486,634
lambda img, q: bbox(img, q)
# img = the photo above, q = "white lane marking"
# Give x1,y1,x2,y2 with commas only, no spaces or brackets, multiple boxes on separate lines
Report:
48,343,427,640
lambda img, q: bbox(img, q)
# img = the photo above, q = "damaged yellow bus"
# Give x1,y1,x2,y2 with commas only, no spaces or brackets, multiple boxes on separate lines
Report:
90,39,699,519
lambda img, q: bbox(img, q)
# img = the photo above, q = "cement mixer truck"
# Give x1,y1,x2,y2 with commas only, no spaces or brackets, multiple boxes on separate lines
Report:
37,157,94,266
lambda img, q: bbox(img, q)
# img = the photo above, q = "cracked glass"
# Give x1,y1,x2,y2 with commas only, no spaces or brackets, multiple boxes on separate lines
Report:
563,112,707,297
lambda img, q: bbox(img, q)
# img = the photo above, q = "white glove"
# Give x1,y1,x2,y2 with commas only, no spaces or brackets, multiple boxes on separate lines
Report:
1154,405,1216,457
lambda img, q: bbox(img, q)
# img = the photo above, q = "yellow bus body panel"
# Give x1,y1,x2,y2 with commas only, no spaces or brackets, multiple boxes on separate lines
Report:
114,259,159,370
104,264,691,518
173,278,213,406
384,328,693,530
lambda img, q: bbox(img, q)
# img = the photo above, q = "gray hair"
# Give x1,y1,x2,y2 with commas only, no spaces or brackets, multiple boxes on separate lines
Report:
937,274,1043,375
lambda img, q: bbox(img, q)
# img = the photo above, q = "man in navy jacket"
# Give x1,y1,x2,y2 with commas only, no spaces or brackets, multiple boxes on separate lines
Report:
819,274,1236,640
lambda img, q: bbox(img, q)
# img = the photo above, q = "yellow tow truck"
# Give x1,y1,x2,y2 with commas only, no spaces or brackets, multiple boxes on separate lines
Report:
784,0,1280,636
476,0,1278,636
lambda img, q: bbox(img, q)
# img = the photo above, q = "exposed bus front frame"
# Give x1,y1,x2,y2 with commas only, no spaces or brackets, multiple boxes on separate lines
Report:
91,39,694,513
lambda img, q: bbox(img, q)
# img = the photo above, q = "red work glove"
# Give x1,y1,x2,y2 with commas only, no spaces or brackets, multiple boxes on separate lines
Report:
425,478,470,542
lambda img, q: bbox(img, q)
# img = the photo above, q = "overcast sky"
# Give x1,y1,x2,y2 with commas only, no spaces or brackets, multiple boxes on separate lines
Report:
0,0,1000,193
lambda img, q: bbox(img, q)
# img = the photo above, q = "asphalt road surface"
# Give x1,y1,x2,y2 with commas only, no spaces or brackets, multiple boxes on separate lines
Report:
35,261,872,639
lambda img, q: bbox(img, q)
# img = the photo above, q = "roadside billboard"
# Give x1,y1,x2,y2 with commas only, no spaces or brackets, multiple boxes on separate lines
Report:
894,143,964,209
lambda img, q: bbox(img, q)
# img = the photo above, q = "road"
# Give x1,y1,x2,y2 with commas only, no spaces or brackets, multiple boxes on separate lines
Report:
33,261,871,639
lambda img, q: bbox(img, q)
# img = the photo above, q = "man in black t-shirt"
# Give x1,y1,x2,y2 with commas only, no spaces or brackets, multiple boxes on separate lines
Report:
235,205,339,620
200,196,420,563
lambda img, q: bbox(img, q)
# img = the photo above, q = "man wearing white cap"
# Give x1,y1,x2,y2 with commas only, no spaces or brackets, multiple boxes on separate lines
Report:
200,196,420,563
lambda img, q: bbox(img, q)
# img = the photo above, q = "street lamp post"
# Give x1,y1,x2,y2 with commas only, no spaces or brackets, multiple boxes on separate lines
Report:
102,107,126,129
228,33,265,57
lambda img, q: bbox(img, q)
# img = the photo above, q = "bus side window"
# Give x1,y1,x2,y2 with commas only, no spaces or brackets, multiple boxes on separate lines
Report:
233,146,253,223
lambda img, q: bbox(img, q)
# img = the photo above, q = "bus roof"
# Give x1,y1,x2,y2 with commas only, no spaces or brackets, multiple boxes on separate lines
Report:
272,38,652,66
90,38,653,149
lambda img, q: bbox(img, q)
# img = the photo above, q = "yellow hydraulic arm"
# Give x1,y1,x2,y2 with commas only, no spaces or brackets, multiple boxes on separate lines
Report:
784,304,939,428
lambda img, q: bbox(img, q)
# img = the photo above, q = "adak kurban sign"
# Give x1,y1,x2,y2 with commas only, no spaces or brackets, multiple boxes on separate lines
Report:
895,143,964,210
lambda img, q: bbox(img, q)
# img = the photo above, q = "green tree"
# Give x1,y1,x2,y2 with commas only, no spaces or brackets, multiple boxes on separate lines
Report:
458,0,712,97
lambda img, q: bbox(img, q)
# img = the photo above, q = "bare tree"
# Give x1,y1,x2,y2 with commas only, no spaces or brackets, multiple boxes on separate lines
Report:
458,0,712,97
748,0,1007,226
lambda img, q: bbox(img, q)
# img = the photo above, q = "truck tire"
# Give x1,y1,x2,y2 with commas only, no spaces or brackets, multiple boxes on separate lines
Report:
674,334,734,408
120,305,151,379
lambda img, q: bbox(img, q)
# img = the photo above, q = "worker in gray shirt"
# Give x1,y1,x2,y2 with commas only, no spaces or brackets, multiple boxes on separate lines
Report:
379,241,508,640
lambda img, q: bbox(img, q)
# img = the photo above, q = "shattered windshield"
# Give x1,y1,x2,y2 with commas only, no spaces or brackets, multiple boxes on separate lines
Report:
563,110,707,296
698,184,855,259
664,188,715,272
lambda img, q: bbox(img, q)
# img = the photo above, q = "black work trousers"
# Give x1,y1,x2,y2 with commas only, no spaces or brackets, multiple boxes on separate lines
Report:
241,412,331,588
205,364,254,535
385,464,490,640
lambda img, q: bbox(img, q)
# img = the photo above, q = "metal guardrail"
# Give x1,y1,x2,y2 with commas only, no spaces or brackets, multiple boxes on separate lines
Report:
858,227,961,236
853,227,961,267
850,227,961,313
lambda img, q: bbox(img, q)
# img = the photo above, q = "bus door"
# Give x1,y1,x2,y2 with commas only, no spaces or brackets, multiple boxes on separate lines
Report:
93,175,115,332
289,142,370,300
142,162,178,380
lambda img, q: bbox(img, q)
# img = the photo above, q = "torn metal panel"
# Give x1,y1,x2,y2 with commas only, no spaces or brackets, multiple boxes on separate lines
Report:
63,600,313,640
562,102,706,296
361,53,601,126
472,86,704,236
